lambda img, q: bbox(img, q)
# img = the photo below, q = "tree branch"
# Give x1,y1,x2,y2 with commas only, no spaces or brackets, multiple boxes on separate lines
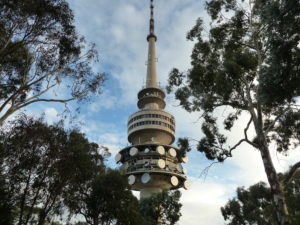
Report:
15,98,75,111
243,115,258,148
199,161,222,180
0,97,75,125
283,161,300,186
265,107,291,133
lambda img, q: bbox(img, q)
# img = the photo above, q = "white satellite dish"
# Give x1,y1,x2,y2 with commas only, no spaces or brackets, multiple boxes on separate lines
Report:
168,148,177,157
157,159,166,169
141,173,151,184
156,146,165,155
129,147,138,156
182,156,189,163
170,176,179,186
128,175,136,185
183,168,188,174
176,164,183,173
183,180,190,190
115,153,122,163
144,148,150,153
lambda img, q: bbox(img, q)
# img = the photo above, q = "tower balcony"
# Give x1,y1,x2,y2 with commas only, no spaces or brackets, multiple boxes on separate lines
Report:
127,110,175,145
137,87,166,109
115,144,190,193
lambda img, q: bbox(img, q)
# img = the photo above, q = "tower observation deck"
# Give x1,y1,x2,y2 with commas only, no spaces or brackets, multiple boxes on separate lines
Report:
115,0,189,199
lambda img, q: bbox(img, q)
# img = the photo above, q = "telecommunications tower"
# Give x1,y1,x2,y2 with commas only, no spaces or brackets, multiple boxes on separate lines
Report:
115,0,190,199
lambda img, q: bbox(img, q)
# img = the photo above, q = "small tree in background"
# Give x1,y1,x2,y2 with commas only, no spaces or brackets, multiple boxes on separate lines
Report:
0,0,105,125
140,190,182,225
222,172,300,225
167,1,299,224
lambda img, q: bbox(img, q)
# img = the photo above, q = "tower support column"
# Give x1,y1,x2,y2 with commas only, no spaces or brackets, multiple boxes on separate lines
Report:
140,187,163,199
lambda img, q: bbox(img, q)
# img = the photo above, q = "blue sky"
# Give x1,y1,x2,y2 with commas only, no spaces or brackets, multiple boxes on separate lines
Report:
6,0,300,224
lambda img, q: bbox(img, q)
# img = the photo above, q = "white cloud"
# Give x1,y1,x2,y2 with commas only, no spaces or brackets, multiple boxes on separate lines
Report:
88,90,118,112
179,178,234,225
44,107,59,124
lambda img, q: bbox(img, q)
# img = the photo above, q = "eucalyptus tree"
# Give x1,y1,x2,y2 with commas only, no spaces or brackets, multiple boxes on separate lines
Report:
66,169,145,225
0,115,105,225
139,190,182,225
221,173,300,225
0,0,105,125
167,1,299,225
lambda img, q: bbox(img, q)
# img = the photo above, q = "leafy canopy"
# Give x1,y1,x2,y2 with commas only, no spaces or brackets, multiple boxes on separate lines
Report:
167,1,299,224
167,0,300,163
66,169,145,225
140,190,182,225
0,0,105,125
221,172,300,225
0,115,105,225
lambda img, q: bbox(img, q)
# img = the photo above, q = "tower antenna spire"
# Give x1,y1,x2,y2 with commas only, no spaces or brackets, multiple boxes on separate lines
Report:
147,0,157,41
146,0,158,87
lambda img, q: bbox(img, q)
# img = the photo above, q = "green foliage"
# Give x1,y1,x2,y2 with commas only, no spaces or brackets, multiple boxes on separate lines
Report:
222,182,277,225
72,222,88,225
167,0,300,159
140,190,182,225
177,137,191,158
292,211,300,225
221,173,300,225
67,170,144,225
0,115,105,225
0,179,14,225
258,0,300,106
167,0,299,224
0,0,105,125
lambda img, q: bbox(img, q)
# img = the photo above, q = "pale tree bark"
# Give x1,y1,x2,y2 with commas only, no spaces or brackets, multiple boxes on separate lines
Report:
242,75,292,225
249,104,291,225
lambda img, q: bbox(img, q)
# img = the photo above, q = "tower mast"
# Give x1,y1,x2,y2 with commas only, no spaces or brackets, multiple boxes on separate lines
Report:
146,0,158,88
115,0,189,200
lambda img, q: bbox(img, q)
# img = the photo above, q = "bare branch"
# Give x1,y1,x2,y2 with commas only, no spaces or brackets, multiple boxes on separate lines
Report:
26,66,62,88
193,111,206,124
24,82,57,103
229,139,247,153
15,98,75,110
0,97,75,125
199,161,222,180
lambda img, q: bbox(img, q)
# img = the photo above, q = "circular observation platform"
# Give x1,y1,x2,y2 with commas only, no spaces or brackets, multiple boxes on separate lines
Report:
127,110,175,145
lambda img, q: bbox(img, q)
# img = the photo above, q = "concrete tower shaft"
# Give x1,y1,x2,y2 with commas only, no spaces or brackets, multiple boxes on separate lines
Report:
146,35,158,88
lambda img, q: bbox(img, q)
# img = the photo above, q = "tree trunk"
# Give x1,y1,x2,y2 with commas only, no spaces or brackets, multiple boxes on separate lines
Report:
251,103,291,225
37,211,46,225
18,174,32,225
258,142,291,225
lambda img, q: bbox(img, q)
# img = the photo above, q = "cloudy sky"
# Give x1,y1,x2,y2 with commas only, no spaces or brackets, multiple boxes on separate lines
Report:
12,0,299,224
